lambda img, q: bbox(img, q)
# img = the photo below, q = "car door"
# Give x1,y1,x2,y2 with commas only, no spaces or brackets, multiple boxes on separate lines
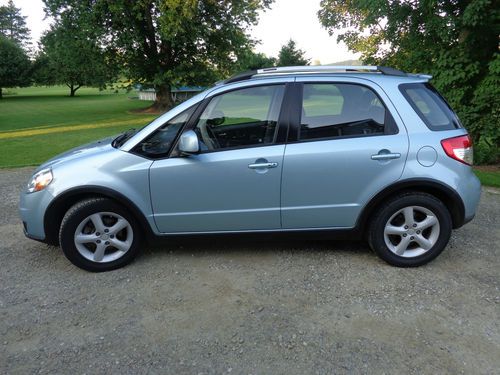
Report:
149,81,290,233
281,77,409,229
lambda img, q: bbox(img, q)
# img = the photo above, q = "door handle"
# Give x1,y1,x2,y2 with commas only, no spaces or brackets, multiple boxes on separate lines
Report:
371,152,401,161
248,162,278,169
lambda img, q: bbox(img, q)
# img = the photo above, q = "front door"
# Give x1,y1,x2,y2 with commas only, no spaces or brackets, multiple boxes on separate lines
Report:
149,83,288,233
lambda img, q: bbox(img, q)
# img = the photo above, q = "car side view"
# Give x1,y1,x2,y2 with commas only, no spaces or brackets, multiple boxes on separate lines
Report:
20,66,481,272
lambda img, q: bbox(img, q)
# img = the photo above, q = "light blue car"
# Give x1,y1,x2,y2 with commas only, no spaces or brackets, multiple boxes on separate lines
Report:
19,66,481,271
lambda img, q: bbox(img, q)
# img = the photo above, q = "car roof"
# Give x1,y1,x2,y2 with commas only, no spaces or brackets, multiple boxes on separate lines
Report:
218,66,432,86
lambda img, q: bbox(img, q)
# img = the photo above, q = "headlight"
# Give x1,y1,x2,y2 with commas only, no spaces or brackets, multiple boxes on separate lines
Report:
27,168,53,193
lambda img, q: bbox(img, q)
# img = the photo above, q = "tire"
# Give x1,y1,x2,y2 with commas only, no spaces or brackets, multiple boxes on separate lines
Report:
59,198,142,272
367,192,452,267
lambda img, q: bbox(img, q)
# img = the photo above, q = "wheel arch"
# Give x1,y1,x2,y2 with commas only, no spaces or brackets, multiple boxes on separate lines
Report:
357,178,466,233
43,186,155,246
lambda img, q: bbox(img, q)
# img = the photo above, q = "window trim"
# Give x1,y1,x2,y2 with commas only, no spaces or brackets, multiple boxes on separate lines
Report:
172,82,292,156
287,81,399,144
399,82,462,131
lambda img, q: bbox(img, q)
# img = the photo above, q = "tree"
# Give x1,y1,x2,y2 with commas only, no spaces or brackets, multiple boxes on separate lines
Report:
0,35,30,98
318,0,500,161
0,0,30,49
234,49,276,72
35,21,116,97
43,0,273,110
277,39,310,66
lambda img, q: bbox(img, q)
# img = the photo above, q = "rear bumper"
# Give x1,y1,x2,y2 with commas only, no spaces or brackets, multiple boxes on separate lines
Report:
462,213,475,226
456,171,481,227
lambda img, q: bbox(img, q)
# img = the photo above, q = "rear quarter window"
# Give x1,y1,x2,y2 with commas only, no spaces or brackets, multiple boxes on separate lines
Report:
400,83,462,131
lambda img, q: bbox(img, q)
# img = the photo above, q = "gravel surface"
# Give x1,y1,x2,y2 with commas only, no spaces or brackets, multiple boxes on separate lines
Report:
1,167,499,374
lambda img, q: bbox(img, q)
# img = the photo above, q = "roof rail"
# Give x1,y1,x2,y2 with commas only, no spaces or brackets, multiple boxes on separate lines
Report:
222,69,258,84
257,65,407,76
223,65,408,84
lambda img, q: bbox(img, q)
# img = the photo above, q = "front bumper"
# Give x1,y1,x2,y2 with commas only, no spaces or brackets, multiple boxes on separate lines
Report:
19,187,55,242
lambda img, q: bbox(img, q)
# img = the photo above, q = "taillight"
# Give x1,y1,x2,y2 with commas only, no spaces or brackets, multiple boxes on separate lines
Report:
441,135,473,165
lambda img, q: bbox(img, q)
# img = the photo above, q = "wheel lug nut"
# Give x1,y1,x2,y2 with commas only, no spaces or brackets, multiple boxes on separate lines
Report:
403,234,407,237
95,232,100,236
410,236,414,240
404,225,408,229
413,224,417,227
105,241,110,245
104,229,109,233
110,235,114,238
416,230,420,234
96,240,101,243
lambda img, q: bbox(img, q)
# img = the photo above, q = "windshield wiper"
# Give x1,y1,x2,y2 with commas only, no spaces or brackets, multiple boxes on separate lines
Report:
112,128,137,148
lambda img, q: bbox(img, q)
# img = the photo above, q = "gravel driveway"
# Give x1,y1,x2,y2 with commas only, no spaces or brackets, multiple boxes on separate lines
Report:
1,168,499,374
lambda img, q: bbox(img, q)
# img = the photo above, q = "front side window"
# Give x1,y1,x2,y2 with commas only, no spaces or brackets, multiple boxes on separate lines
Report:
300,83,388,140
135,106,196,157
194,85,285,151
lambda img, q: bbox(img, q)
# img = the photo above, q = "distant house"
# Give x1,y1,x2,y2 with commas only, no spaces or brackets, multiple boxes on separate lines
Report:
137,89,156,101
138,86,204,102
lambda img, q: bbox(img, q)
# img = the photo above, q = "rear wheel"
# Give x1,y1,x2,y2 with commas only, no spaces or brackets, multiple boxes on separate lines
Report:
59,198,142,272
368,192,452,267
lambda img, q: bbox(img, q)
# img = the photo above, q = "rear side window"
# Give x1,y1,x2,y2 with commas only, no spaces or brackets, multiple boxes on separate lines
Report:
299,83,394,141
400,83,462,130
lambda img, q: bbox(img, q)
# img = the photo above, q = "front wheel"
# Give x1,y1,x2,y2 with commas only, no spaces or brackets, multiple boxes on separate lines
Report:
59,198,142,272
368,192,452,267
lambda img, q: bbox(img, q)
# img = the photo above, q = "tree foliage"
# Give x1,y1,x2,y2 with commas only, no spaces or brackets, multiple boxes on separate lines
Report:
0,0,30,49
318,0,500,162
35,20,116,97
234,49,276,72
0,35,31,98
43,0,273,109
277,39,310,66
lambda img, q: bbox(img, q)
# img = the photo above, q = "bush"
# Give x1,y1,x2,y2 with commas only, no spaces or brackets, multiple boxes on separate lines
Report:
474,140,499,165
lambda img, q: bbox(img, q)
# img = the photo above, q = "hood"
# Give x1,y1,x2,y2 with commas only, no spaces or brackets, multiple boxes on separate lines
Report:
38,136,117,171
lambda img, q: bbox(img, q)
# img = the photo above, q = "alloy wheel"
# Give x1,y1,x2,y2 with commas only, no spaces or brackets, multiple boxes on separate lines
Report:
383,205,440,258
73,212,133,263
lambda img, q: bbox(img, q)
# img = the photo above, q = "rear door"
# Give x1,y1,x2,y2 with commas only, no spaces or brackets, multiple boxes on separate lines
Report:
281,77,409,229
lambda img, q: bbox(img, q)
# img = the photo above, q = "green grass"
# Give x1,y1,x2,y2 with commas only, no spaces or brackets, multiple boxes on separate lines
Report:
0,86,156,167
474,169,500,188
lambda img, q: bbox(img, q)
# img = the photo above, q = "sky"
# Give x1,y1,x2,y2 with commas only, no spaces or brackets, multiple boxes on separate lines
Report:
252,0,359,64
2,0,359,64
1,0,51,47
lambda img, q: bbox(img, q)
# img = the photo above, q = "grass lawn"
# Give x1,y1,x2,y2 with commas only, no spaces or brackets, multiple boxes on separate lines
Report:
474,168,500,188
0,86,156,167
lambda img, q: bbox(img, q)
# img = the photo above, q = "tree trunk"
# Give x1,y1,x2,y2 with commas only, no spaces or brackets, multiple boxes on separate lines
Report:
68,84,81,97
0,87,2,99
153,84,173,111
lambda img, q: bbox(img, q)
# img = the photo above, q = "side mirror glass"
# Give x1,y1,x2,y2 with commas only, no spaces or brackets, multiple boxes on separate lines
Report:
178,130,200,154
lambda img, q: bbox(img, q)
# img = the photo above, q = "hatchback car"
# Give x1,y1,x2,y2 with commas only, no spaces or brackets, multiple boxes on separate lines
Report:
20,65,481,271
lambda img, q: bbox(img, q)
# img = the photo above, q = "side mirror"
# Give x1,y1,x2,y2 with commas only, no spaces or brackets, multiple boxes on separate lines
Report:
178,130,200,154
